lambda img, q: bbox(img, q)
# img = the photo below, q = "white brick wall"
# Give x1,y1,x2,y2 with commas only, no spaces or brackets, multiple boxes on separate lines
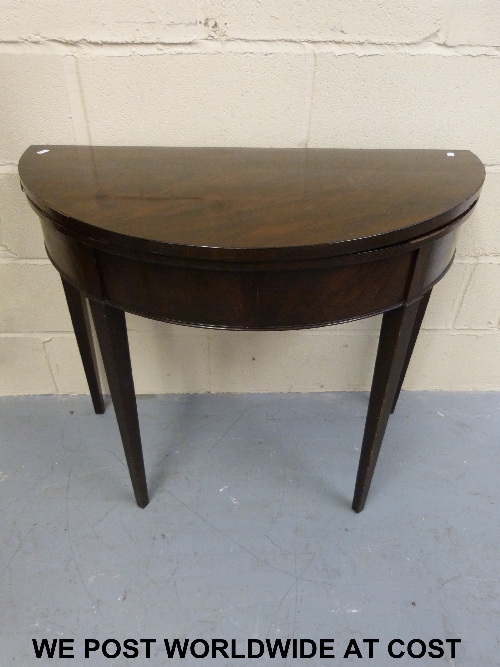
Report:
80,54,306,147
309,54,500,165
0,55,76,165
447,0,500,46
204,0,450,43
1,0,499,394
0,1,199,44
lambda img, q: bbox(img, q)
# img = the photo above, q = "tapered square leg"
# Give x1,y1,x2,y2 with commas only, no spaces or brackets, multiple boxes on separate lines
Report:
352,297,424,513
391,289,432,414
89,300,149,508
61,277,105,414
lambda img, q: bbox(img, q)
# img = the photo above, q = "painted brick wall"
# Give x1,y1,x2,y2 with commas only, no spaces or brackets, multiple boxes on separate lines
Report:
1,0,499,395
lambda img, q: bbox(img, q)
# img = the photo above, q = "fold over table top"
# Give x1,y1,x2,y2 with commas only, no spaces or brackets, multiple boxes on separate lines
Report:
19,146,485,262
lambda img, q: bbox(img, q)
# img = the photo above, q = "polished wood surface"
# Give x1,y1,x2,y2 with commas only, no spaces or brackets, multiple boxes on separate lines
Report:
19,146,485,512
89,300,149,508
61,277,104,414
19,146,484,260
353,298,424,512
390,290,432,415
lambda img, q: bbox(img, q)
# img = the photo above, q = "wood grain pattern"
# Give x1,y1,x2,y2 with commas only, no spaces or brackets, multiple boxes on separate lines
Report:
19,146,485,511
37,197,470,331
19,146,484,261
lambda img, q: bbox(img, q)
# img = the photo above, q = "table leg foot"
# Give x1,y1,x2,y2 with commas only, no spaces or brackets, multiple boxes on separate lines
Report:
89,300,149,508
390,289,432,414
61,277,105,415
352,298,423,513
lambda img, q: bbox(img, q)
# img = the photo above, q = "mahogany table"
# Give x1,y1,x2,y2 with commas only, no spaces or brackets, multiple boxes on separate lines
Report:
19,146,484,512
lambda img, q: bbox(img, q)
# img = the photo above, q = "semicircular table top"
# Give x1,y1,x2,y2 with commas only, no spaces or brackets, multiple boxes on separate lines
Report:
19,146,485,262
17,145,487,512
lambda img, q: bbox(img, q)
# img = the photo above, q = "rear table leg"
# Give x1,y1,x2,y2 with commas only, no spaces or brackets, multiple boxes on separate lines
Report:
61,277,105,415
391,289,432,414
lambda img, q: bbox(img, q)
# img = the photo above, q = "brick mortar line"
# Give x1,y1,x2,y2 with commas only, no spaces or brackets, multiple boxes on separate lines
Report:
62,55,91,144
298,46,315,148
0,332,76,337
41,337,59,394
1,330,498,339
0,38,499,57
0,164,19,174
456,257,500,264
437,0,456,45
0,258,52,264
451,263,475,327
196,0,207,41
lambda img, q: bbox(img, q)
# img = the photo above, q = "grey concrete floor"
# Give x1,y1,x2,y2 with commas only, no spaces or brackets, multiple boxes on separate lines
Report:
0,392,499,666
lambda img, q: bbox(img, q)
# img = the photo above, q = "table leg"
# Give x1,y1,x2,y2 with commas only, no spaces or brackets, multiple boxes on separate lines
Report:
352,297,425,513
390,289,432,414
88,300,149,508
61,277,105,414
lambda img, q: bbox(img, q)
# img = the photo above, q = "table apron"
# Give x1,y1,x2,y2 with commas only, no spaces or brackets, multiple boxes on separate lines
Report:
41,216,460,330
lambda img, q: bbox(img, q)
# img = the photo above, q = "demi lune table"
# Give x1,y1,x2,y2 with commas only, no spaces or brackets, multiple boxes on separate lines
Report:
19,146,485,512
